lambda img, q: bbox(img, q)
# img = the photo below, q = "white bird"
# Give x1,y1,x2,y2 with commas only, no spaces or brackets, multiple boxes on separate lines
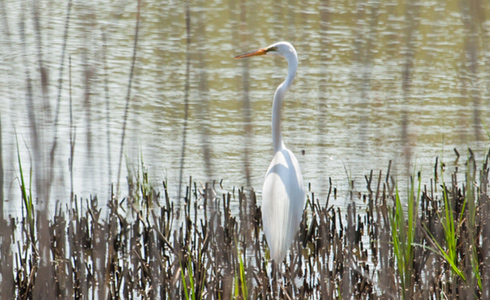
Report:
235,42,305,263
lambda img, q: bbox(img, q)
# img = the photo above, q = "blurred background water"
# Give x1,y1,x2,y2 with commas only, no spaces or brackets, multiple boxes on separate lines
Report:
1,0,489,216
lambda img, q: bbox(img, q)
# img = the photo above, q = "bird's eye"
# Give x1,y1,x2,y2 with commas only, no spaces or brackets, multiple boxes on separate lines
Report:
267,46,278,52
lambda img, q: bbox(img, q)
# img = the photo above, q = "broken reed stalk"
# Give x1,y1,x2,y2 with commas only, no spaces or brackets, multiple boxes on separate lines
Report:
2,149,489,299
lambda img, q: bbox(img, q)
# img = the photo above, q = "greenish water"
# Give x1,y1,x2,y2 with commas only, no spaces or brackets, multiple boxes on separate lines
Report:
1,0,489,215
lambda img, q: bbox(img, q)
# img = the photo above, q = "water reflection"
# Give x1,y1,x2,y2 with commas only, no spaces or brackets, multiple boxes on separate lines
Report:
0,0,489,216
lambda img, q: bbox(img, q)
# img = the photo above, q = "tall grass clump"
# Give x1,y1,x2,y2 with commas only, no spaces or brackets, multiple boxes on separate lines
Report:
389,172,421,299
424,160,466,283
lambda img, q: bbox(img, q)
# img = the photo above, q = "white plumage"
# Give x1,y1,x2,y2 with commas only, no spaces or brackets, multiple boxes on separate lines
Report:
235,42,305,263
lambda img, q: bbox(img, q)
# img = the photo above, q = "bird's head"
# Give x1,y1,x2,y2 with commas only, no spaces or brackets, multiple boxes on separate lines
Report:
234,41,297,61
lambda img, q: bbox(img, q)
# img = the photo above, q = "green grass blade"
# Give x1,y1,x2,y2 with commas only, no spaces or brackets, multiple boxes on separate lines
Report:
180,261,190,300
471,247,482,290
15,133,34,240
16,135,29,215
233,268,239,298
238,246,248,299
188,255,195,300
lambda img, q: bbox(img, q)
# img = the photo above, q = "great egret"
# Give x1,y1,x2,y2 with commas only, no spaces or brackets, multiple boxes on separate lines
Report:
235,42,305,263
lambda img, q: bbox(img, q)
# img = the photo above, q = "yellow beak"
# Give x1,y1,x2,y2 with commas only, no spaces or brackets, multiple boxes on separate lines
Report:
234,48,268,59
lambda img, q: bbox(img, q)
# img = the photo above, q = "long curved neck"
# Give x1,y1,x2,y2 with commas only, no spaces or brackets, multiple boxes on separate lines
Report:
272,56,297,152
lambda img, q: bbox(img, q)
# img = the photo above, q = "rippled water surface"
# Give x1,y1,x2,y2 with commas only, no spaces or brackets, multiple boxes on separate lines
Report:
1,0,489,214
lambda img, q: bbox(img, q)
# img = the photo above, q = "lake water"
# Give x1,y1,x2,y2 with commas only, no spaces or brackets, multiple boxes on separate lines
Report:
1,0,489,216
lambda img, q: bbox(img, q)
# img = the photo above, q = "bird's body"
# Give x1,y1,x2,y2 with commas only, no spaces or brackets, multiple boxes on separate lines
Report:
235,42,305,263
262,147,304,262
